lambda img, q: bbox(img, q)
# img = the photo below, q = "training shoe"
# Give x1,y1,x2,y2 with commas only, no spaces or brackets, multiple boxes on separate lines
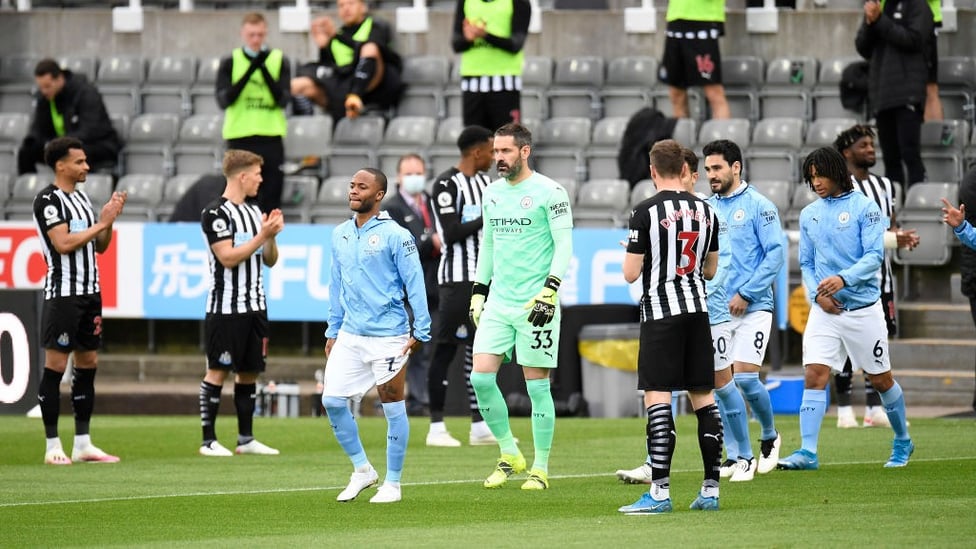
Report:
44,448,72,465
719,458,737,478
689,494,720,511
777,449,820,470
757,432,781,474
235,439,280,455
521,469,549,490
426,430,462,448
337,467,379,502
729,457,756,482
884,438,915,468
615,463,653,484
369,482,402,503
837,409,859,429
200,441,233,457
618,492,672,514
863,409,892,428
72,445,121,463
483,453,527,488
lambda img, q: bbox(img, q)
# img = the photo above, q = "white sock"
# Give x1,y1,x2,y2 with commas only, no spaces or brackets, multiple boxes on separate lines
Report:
838,405,854,416
355,463,374,474
701,484,719,498
651,482,670,500
429,421,447,434
470,420,489,435
46,437,62,453
73,434,91,450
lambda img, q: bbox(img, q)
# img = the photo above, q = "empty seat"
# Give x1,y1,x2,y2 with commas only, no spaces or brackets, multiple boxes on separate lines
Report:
745,117,805,183
532,117,592,182
697,118,751,149
0,112,30,176
0,172,12,206
310,175,355,225
57,55,98,81
283,114,332,177
937,57,976,124
574,178,631,228
156,173,203,221
760,56,817,121
519,56,554,121
629,179,657,208
398,56,449,118
784,183,819,231
920,119,969,182
83,173,116,206
327,116,386,177
115,173,165,220
97,55,147,117
895,182,958,266
280,174,319,223
672,118,697,147
377,116,437,177
584,116,628,180
122,113,180,176
190,56,222,115
721,56,764,122
548,56,605,120
750,179,792,218
141,55,197,117
426,116,464,177
555,177,579,204
4,172,53,220
0,54,41,113
811,56,865,121
600,56,657,118
799,117,859,171
174,114,225,175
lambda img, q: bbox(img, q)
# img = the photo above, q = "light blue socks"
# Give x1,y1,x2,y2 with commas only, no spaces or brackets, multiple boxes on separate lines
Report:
323,396,368,468
735,372,778,440
879,382,910,440
381,401,409,483
799,389,828,454
715,380,753,460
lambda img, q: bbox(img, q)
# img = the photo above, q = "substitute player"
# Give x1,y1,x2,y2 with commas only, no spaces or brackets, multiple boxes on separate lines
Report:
468,123,573,490
778,147,914,470
33,136,126,465
617,139,722,514
323,168,431,504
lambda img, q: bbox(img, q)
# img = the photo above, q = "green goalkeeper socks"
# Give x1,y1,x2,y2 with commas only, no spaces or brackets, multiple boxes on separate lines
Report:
526,378,555,474
470,372,519,456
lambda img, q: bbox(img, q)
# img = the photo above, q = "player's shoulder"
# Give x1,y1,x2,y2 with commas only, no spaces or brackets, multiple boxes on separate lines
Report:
32,184,59,204
200,197,228,218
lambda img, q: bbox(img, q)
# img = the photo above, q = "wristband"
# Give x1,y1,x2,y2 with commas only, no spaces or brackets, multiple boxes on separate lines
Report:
543,275,561,293
472,282,490,297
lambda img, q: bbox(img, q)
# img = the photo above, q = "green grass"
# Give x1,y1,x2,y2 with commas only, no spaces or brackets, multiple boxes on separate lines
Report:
1,415,974,548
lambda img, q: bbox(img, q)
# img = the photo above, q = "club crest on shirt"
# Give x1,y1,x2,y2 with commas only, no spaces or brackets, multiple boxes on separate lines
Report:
520,196,533,209
437,192,453,207
733,209,746,222
368,235,381,247
838,212,851,224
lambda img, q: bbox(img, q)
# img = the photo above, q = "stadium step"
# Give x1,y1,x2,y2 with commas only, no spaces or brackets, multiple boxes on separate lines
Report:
897,302,975,340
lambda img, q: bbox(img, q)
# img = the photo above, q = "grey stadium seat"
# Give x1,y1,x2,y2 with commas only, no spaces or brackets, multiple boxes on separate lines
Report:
0,112,30,177
937,57,976,124
799,117,858,173
115,173,166,220
698,118,751,149
4,172,53,220
520,56,554,121
97,54,147,117
83,173,116,207
721,56,764,123
280,174,319,223
811,56,865,121
532,117,592,183
760,56,817,121
190,57,222,115
548,56,605,120
0,54,41,113
629,179,657,209
141,55,197,117
749,179,792,219
896,182,958,267
426,116,464,178
377,116,437,177
122,113,180,176
920,119,969,183
156,173,203,221
584,116,628,180
745,117,805,183
398,56,449,118
311,175,355,225
600,56,657,118
174,114,225,175
573,178,630,228
672,118,697,148
57,55,99,81
327,116,385,178
284,114,332,178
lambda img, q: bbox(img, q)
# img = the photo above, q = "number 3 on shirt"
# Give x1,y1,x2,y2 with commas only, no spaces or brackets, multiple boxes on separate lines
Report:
676,231,700,276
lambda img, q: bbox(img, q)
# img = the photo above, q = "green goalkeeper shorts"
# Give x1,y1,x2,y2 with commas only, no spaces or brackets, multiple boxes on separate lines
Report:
472,300,561,369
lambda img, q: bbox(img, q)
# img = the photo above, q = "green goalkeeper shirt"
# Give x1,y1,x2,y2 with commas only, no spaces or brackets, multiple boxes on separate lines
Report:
476,171,574,307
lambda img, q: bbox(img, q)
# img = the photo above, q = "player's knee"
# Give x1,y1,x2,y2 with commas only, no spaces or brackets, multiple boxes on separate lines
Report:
322,395,348,412
469,371,495,392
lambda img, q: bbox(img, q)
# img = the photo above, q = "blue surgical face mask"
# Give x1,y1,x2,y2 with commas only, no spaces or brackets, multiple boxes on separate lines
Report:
243,44,269,57
402,174,426,194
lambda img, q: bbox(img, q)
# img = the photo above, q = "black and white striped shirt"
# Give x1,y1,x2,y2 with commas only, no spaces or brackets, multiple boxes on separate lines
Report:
627,190,719,321
851,173,895,295
32,185,101,299
430,168,491,285
202,198,267,315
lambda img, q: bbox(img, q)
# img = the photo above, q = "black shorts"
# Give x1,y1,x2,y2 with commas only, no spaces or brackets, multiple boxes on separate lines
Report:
205,311,269,373
637,312,714,392
925,29,939,84
306,63,404,121
882,291,897,337
659,25,724,89
42,294,102,352
462,89,521,132
434,282,476,344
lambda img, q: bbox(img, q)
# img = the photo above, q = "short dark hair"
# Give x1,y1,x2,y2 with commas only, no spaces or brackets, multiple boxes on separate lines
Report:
802,147,853,192
44,136,84,168
649,139,684,178
396,153,425,174
833,124,876,153
34,58,63,79
457,125,493,154
681,147,699,174
361,167,388,194
495,123,532,149
701,139,743,168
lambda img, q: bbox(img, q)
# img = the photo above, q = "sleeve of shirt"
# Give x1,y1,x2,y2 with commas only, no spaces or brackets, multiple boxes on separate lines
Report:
201,206,233,246
482,0,531,53
626,206,650,255
325,231,344,339
546,184,574,279
838,200,885,287
798,207,819,303
393,227,431,342
474,189,494,286
432,177,482,245
451,0,471,53
954,220,976,250
737,200,785,303
33,192,66,233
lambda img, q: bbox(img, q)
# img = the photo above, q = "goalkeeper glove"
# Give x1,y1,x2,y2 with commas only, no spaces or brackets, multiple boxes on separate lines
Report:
524,276,560,327
469,282,489,328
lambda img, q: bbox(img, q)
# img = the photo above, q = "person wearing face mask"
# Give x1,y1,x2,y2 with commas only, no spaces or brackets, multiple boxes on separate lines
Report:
385,154,441,416
216,11,291,213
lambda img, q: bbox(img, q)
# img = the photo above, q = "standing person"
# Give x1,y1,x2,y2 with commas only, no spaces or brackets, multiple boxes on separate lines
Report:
658,0,731,120
855,0,932,187
700,139,784,476
425,125,496,447
779,147,915,471
924,0,944,121
32,136,126,465
19,59,122,176
617,147,754,485
323,168,431,504
385,153,441,416
617,139,722,514
291,0,403,120
217,12,291,213
452,0,531,131
940,166,976,413
198,150,284,458
832,125,921,429
468,123,573,490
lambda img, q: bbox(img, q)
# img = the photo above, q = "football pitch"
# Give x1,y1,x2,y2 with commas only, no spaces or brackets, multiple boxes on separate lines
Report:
1,414,974,548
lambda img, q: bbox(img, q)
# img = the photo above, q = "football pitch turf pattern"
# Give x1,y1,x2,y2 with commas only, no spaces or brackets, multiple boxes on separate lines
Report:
2,415,974,547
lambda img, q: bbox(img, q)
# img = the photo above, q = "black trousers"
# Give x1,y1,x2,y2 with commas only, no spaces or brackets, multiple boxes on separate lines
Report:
226,135,284,213
18,136,118,175
875,105,926,187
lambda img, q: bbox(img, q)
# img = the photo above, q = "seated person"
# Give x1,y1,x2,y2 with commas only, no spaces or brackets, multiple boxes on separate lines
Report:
19,59,122,175
291,0,404,121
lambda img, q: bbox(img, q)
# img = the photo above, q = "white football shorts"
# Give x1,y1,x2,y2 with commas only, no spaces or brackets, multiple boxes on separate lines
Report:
710,321,733,372
322,330,410,399
728,310,772,367
803,301,891,375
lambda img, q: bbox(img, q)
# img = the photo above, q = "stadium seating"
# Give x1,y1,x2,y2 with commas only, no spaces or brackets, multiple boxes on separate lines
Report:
173,114,224,175
4,172,53,220
0,172,11,205
84,173,116,207
556,177,578,204
584,116,628,181
600,56,656,119
698,118,751,149
190,57,222,116
673,118,698,148
0,54,40,114
920,119,969,183
759,56,817,121
310,175,355,225
283,114,332,178
937,57,976,125
426,116,463,178
326,116,385,179
156,173,202,221
140,55,196,117
811,56,864,121
0,112,29,177
398,56,449,119
532,116,591,182
629,178,656,208
721,56,764,123
96,54,146,117
745,117,805,183
115,173,165,221
377,115,437,177
750,179,792,219
520,56,554,121
548,56,605,120
784,183,819,231
280,174,319,223
573,178,630,228
122,113,180,176
57,54,98,81
895,182,958,267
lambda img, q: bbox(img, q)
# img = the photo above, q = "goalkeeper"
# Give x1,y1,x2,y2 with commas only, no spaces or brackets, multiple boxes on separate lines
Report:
468,123,574,491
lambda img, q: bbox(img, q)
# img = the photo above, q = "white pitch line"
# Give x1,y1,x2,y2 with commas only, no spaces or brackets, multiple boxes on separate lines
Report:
2,455,973,509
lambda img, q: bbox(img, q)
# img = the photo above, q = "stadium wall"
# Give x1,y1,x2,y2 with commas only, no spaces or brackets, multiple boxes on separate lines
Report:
1,9,973,62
